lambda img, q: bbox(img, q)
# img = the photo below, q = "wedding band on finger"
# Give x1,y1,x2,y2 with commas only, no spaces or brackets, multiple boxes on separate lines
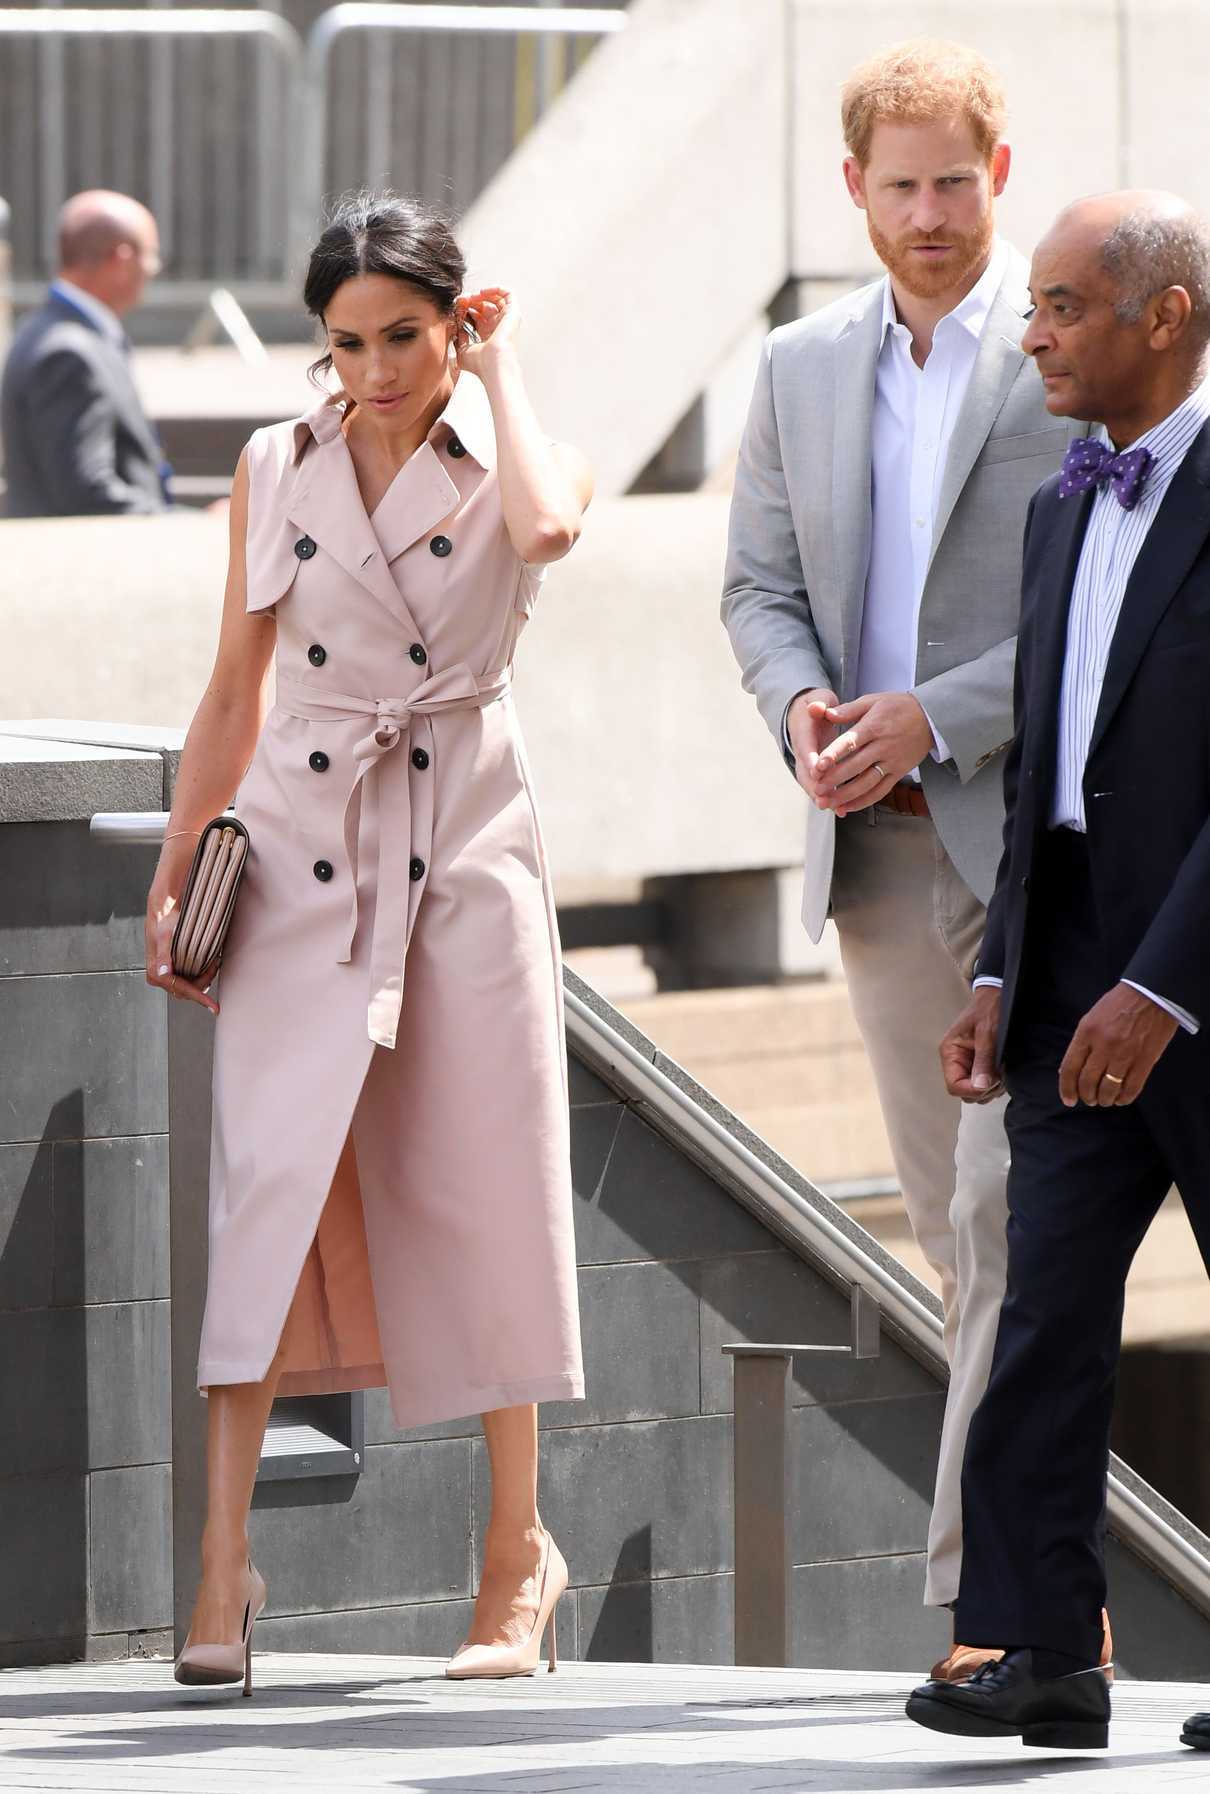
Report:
873,763,887,782
1103,1072,1125,1085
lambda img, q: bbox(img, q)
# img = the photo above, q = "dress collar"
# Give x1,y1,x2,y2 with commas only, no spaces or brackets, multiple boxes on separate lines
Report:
291,374,497,470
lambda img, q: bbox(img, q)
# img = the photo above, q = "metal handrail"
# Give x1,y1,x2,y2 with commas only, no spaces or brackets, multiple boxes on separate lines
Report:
0,10,297,39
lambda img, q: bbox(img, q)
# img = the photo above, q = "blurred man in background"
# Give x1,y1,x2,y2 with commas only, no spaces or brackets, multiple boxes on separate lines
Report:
1,189,172,516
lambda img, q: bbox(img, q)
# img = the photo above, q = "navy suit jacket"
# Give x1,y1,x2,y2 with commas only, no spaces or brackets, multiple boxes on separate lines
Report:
1,290,168,516
981,418,1210,1056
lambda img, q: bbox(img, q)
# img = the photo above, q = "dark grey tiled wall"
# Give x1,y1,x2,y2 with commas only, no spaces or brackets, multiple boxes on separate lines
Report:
0,822,170,1666
5,824,1210,1679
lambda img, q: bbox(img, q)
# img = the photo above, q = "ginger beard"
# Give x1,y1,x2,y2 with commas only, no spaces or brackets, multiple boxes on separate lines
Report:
867,211,995,300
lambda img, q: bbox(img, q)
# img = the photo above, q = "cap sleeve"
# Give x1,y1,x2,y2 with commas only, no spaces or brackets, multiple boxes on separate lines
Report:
243,422,304,615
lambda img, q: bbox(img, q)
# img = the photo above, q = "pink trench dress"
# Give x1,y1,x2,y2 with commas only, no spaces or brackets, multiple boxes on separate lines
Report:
198,379,585,1428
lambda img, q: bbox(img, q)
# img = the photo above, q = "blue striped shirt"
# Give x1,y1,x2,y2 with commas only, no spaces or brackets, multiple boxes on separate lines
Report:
1052,382,1210,830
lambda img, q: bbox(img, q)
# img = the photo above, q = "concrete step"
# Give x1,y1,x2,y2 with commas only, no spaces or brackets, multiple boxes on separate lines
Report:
620,979,896,1189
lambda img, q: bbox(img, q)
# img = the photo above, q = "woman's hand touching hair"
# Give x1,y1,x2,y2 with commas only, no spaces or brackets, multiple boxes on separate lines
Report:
454,288,520,378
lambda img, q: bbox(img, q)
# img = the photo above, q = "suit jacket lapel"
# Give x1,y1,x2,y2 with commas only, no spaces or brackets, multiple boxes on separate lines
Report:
1088,422,1210,759
1033,485,1094,787
928,285,1027,562
830,293,882,700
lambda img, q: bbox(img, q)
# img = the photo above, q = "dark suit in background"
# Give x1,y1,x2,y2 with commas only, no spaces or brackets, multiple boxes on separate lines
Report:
1,286,169,517
954,397,1210,1665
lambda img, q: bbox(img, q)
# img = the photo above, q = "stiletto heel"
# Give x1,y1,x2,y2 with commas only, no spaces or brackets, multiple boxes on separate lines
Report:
547,1599,558,1674
175,1561,266,1694
446,1535,569,1680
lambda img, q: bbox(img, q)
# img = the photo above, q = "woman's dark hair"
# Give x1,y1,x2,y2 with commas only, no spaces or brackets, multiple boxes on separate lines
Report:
304,191,466,385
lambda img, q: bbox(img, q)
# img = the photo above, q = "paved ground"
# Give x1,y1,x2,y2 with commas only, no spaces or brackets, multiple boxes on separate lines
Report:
1,1655,1207,1793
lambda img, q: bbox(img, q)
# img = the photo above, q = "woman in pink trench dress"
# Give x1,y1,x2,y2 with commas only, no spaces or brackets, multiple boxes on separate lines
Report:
145,195,591,1694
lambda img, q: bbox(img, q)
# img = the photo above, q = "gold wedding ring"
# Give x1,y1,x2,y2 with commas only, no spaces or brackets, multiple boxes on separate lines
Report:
1103,1072,1124,1085
874,763,887,782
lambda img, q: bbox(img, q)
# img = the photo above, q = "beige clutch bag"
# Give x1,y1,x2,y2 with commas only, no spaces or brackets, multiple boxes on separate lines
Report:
170,816,250,983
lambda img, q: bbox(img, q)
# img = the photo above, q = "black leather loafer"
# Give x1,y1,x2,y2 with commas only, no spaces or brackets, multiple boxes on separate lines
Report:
1181,1711,1210,1749
906,1651,1110,1750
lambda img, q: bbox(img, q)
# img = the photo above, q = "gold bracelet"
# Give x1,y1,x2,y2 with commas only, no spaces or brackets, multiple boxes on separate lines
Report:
163,828,203,844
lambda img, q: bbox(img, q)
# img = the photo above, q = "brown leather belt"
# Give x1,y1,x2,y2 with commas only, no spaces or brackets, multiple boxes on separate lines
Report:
878,780,931,818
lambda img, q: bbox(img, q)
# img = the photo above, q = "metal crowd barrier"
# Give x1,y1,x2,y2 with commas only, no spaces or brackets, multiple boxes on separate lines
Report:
0,5,626,309
0,10,301,305
294,5,626,276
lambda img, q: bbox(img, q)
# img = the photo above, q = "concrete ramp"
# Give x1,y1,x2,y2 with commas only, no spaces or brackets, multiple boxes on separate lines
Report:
459,0,789,494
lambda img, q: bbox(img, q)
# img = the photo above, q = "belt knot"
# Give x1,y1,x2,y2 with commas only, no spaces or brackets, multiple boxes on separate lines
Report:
272,663,511,1049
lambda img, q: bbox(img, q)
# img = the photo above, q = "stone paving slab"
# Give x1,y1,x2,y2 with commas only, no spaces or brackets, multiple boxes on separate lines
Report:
1,1655,1208,1793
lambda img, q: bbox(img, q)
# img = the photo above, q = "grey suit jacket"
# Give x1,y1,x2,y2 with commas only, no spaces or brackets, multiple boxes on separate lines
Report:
1,292,168,517
722,247,1081,940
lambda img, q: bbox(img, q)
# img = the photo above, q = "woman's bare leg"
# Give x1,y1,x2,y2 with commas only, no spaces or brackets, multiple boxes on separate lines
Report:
186,1343,286,1644
466,1403,547,1647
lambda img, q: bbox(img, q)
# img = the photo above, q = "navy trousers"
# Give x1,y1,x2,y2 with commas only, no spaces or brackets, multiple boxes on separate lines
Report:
953,827,1210,1663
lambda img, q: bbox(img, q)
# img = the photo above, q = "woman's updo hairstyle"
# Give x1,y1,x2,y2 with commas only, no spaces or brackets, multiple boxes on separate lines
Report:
304,191,467,385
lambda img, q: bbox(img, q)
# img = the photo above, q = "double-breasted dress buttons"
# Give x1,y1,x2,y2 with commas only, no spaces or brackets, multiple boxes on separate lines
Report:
430,535,453,558
411,748,429,771
409,857,426,882
409,643,427,666
314,860,334,882
295,536,317,560
448,436,466,459
308,644,327,667
309,751,329,773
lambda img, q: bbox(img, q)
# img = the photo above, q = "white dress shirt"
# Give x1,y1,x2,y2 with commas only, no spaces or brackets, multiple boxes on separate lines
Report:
782,240,1008,768
858,238,1010,773
976,381,1210,1033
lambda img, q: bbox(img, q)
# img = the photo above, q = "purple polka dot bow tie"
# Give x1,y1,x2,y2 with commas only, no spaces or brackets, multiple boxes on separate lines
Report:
1059,437,1154,510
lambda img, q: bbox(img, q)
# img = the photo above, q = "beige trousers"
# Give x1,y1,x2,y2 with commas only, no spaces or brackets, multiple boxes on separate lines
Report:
830,808,1010,1609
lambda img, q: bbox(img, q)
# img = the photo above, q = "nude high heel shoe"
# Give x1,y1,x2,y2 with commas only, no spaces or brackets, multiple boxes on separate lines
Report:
174,1561,267,1696
445,1534,567,1680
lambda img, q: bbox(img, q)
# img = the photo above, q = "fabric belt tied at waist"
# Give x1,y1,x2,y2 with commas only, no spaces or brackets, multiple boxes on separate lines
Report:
275,664,512,1049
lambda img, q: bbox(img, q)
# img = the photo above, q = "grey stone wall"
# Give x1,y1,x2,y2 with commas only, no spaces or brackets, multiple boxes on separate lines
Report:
0,734,171,1669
